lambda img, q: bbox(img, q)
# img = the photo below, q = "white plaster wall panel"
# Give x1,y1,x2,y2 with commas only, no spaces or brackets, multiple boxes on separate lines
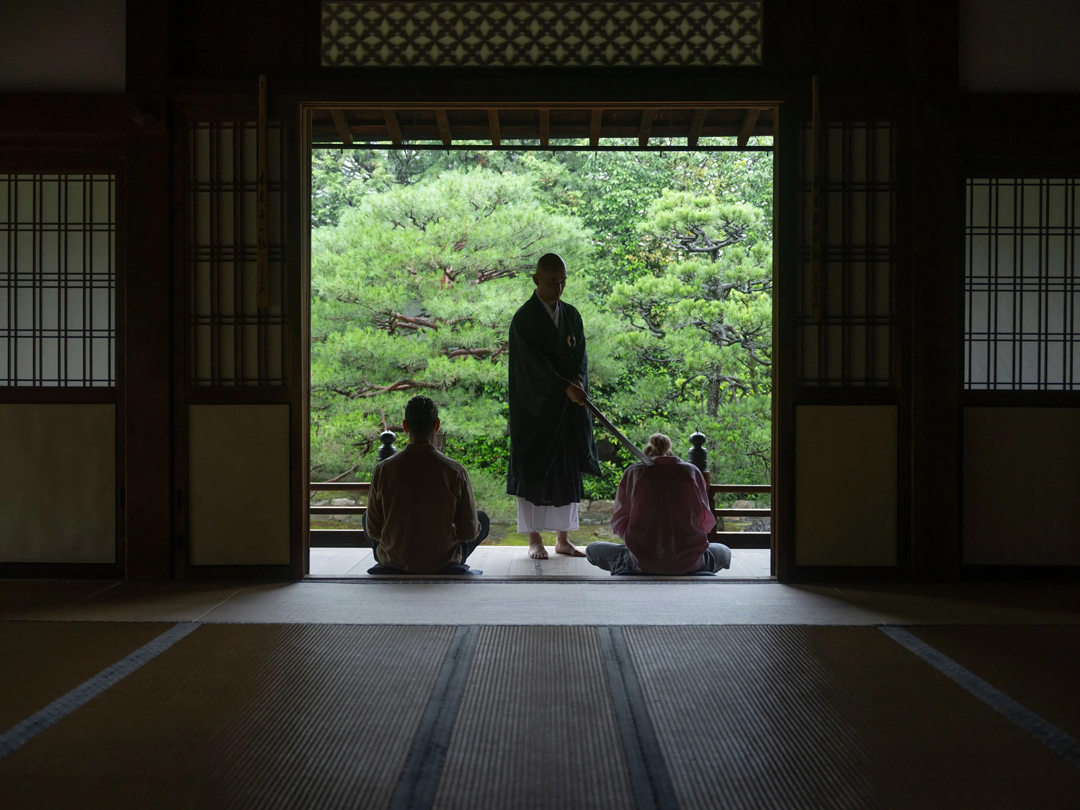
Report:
961,0,1080,93
0,404,115,562
0,0,124,92
963,407,1080,565
795,406,898,567
188,404,291,566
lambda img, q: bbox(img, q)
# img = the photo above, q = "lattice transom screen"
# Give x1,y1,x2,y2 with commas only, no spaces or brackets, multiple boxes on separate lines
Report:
798,123,896,387
321,1,763,67
1,174,115,387
186,122,287,387
965,179,1079,390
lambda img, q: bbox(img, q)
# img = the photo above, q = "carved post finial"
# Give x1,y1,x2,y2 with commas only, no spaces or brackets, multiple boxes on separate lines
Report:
688,430,708,474
378,431,397,462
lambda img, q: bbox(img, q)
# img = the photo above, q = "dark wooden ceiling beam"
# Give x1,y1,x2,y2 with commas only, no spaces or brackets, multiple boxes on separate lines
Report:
638,109,655,148
383,110,403,146
312,124,757,141
487,109,501,146
435,109,452,146
687,108,708,147
539,109,550,147
590,108,603,148
738,108,761,149
330,109,353,147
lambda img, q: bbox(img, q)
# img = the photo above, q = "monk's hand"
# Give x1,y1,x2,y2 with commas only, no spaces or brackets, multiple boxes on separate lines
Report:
565,380,587,406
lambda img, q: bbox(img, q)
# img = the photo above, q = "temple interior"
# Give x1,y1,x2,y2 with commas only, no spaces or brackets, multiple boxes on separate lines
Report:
1,1,1079,807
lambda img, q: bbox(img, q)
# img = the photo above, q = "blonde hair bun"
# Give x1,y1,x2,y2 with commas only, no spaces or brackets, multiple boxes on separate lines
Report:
644,433,672,458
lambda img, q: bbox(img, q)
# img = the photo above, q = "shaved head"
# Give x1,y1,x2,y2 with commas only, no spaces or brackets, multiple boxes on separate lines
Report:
536,253,567,276
533,253,568,306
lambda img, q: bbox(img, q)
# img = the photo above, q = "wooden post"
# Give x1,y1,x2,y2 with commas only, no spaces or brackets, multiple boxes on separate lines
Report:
688,430,708,474
810,75,822,322
256,74,269,310
377,431,397,462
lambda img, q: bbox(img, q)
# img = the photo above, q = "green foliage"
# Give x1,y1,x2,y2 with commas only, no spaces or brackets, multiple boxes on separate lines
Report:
310,146,774,516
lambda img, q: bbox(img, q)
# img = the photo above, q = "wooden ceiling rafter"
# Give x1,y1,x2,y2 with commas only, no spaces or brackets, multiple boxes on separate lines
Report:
687,108,708,147
638,109,655,147
382,109,403,146
738,108,761,149
435,109,452,146
330,109,353,147
312,104,777,150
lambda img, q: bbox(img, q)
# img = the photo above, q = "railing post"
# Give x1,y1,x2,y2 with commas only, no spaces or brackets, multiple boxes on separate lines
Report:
689,430,723,532
378,431,397,462
688,430,708,474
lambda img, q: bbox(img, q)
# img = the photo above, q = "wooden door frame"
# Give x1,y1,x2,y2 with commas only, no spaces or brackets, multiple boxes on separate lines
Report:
298,98,783,579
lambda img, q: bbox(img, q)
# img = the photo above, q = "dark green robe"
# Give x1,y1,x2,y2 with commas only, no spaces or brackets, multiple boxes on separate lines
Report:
506,292,601,506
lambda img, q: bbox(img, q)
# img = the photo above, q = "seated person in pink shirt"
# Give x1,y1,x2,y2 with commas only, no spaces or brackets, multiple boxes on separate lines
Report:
585,433,730,575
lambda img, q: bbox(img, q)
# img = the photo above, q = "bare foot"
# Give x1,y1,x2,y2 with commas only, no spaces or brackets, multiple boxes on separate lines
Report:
528,532,549,560
554,531,585,557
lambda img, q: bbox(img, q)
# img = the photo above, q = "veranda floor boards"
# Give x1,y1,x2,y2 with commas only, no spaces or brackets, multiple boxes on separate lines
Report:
308,546,773,580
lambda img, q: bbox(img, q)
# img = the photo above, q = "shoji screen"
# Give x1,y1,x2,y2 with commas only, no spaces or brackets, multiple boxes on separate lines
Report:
792,120,900,568
0,173,118,565
965,178,1078,391
963,177,1080,565
179,116,295,573
798,122,896,387
1,174,115,387
186,122,287,388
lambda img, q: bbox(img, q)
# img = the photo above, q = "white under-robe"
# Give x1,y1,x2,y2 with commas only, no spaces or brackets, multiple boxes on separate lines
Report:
517,498,579,533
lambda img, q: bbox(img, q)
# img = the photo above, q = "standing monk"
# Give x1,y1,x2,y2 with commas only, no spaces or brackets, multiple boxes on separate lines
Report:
507,253,601,559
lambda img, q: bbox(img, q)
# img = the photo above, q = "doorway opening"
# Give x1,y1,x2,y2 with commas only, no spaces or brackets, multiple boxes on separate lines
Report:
302,105,777,579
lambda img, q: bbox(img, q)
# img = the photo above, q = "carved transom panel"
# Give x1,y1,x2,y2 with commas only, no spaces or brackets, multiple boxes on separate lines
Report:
321,2,763,67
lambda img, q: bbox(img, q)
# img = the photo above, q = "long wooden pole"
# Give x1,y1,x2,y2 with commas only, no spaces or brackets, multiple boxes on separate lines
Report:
583,397,655,466
256,74,269,309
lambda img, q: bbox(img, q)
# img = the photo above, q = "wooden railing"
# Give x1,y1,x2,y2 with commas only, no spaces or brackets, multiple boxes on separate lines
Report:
708,482,772,550
309,482,369,546
309,479,771,550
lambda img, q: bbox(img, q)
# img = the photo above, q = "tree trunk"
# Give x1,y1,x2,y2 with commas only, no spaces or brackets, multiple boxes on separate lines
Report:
706,374,721,417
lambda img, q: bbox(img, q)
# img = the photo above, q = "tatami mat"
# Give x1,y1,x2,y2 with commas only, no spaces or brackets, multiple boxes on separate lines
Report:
197,582,877,625
1,621,1078,809
0,580,118,620
433,626,635,810
0,624,455,810
910,625,1080,740
4,580,1080,626
0,621,170,731
623,626,1080,809
833,583,1080,625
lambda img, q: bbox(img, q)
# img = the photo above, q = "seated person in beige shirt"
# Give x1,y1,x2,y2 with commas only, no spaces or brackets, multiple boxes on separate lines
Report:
362,396,489,572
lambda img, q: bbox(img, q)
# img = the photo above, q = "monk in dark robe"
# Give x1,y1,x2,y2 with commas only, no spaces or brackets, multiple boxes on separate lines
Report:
507,253,601,559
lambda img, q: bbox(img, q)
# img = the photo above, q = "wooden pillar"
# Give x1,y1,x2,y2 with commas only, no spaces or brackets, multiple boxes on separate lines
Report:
909,97,962,581
123,0,172,579
123,134,172,580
